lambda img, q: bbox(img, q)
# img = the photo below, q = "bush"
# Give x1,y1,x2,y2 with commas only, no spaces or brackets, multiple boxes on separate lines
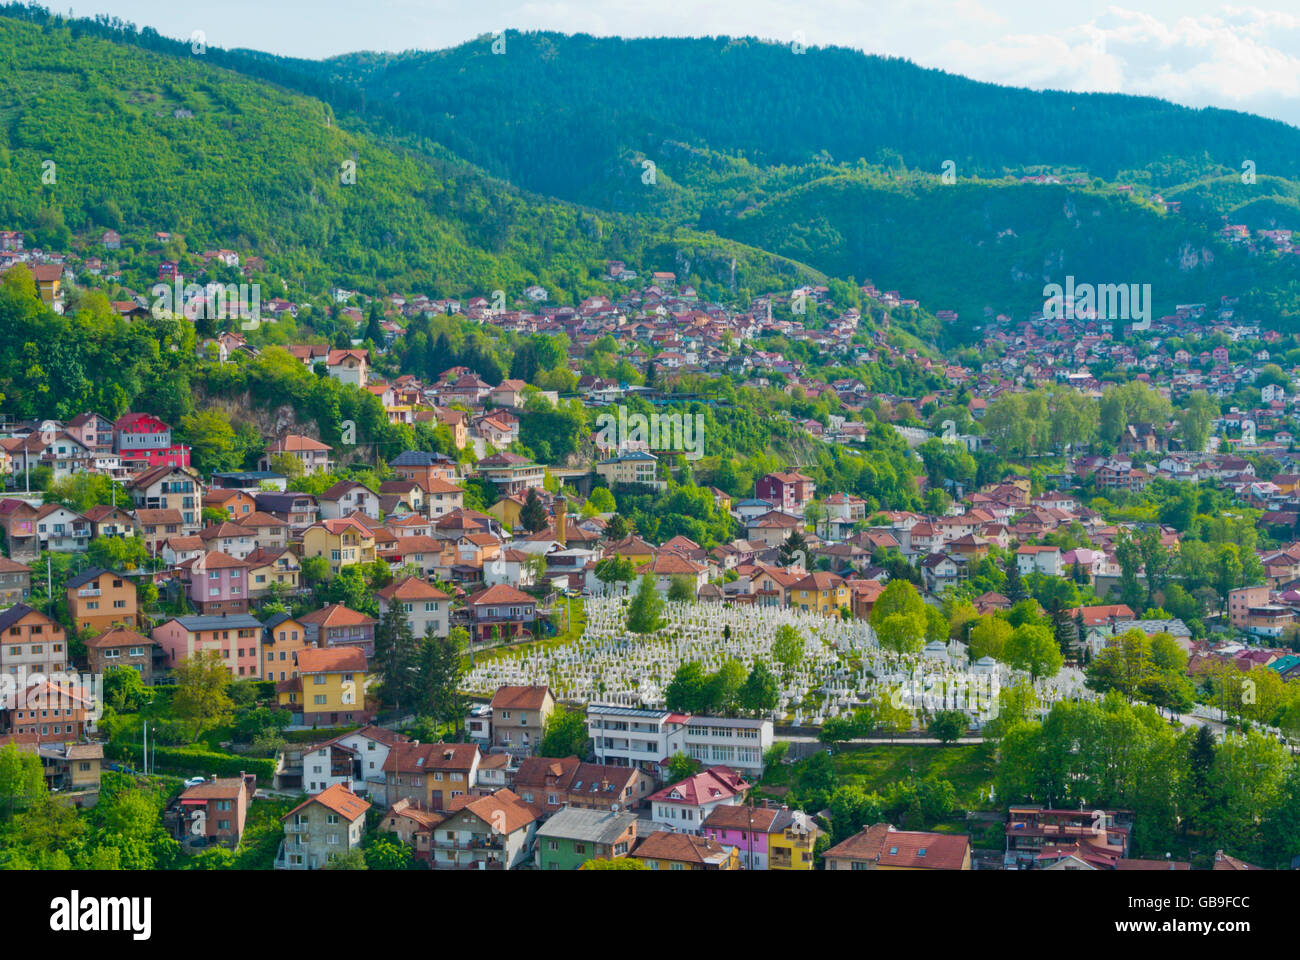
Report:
106,743,275,782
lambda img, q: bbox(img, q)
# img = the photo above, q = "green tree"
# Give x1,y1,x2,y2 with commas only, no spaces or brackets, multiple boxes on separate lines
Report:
1004,623,1064,679
374,600,420,713
0,741,45,819
771,624,804,679
171,650,236,738
868,579,927,654
364,834,415,870
626,574,664,634
666,575,696,602
539,705,592,758
738,660,779,716
520,487,548,533
927,710,968,744
103,664,153,713
665,751,701,783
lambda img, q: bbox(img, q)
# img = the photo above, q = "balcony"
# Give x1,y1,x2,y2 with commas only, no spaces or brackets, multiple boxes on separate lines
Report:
432,835,504,851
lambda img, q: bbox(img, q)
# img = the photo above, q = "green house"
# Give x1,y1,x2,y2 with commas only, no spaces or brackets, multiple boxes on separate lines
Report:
535,807,639,870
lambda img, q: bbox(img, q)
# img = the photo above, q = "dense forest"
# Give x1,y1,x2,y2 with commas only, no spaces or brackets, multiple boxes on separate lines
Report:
6,8,1298,332
0,12,821,303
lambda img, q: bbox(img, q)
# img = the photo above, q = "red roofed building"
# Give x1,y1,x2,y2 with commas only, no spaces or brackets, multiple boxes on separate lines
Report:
178,773,255,851
824,823,971,870
463,583,538,643
754,472,817,516
648,766,750,834
278,783,370,869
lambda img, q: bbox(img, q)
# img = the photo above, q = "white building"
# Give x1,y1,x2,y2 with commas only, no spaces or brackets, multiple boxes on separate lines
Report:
299,725,407,796
588,704,773,780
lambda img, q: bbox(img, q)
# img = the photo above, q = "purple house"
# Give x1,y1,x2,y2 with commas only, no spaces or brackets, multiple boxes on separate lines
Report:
702,803,784,870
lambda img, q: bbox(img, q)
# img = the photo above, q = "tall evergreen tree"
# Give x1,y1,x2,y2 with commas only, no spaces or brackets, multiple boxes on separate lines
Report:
520,488,548,533
373,601,419,714
1003,555,1028,604
779,529,808,567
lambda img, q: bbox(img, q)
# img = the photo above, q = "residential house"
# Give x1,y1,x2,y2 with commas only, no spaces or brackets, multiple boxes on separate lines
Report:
301,516,377,576
126,464,202,532
278,783,370,869
259,434,334,474
535,807,639,870
489,685,555,755
84,627,154,682
824,823,972,870
375,577,451,639
318,481,380,521
34,504,89,553
631,831,740,870
702,802,821,871
187,551,252,615
383,741,481,811
280,647,369,726
151,614,264,678
0,557,31,605
430,789,538,870
754,472,817,516
299,604,376,658
0,605,69,678
176,774,253,851
299,725,409,797
65,567,138,633
463,583,538,644
261,613,308,683
648,766,750,835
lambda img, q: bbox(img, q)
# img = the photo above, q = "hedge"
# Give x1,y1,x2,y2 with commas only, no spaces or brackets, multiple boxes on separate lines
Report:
106,742,276,782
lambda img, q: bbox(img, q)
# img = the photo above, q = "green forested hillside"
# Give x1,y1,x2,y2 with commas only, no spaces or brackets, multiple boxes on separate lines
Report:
267,33,1300,202
728,175,1268,321
0,14,819,302
5,8,1300,329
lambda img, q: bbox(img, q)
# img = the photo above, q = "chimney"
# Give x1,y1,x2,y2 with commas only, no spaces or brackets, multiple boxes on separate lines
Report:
554,496,567,544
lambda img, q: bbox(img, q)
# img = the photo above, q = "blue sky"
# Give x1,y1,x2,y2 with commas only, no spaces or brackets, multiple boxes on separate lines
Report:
74,1,1300,125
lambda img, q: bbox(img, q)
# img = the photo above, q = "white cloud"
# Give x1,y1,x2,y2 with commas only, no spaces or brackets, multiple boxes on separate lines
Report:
936,5,1300,124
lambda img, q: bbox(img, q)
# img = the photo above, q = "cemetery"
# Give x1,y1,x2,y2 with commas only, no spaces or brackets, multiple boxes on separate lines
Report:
461,598,1095,727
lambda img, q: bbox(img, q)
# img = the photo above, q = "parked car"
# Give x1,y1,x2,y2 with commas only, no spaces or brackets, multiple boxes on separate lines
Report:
183,776,206,788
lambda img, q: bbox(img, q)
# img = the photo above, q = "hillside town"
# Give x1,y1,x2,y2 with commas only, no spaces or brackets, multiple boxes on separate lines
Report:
3,213,1300,876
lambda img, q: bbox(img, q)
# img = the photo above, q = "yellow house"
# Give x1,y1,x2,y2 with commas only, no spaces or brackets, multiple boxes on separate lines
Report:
603,535,656,569
768,810,821,870
789,572,849,617
262,613,308,683
595,451,658,486
31,264,64,308
278,646,370,725
247,547,301,597
301,517,376,576
487,493,527,530
435,408,468,450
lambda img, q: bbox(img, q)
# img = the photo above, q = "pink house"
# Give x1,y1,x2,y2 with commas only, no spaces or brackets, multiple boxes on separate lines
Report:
152,613,265,678
186,551,252,614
